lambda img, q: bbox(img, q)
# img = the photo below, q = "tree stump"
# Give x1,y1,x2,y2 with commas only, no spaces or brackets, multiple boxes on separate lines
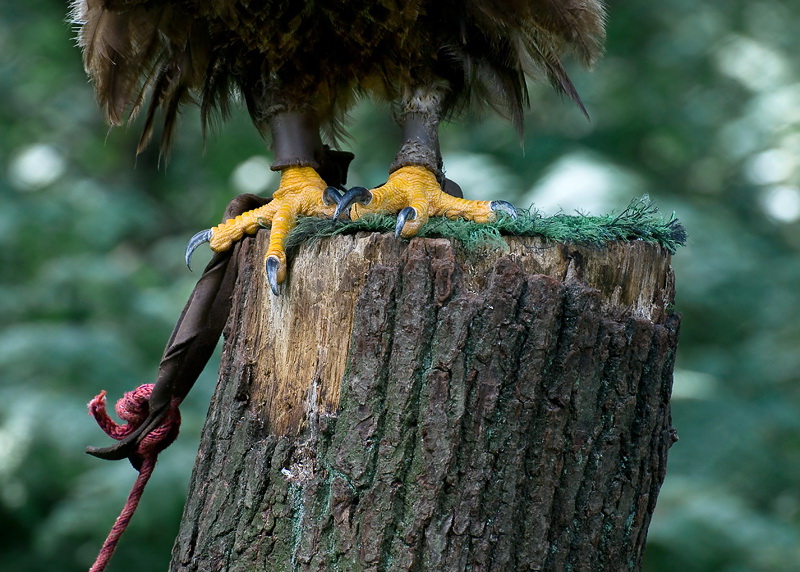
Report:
170,231,680,571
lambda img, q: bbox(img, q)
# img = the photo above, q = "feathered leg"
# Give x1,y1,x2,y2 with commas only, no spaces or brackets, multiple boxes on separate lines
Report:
336,86,516,235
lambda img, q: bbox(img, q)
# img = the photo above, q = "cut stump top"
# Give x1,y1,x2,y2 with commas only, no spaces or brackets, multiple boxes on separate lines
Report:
228,232,675,436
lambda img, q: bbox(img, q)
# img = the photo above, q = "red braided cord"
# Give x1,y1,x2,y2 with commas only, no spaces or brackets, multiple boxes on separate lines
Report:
87,385,181,572
88,456,156,572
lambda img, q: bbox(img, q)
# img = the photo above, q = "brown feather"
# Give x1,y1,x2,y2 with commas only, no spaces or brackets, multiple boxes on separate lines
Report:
74,4,131,124
136,64,174,155
72,0,606,154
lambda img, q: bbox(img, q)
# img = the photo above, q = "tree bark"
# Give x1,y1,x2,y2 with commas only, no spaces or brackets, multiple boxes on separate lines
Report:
171,231,680,572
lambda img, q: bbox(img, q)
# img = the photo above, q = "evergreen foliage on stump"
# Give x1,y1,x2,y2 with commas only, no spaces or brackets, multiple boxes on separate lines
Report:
171,229,680,572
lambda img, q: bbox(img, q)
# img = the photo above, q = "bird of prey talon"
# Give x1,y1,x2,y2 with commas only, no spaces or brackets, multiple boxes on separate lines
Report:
334,186,373,221
395,207,418,238
490,200,519,220
185,165,333,288
185,229,213,271
342,165,516,238
72,0,606,289
322,186,345,207
265,255,282,296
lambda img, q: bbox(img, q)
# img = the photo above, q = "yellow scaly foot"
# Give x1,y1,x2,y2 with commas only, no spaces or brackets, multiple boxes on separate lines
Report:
186,166,340,294
334,165,516,237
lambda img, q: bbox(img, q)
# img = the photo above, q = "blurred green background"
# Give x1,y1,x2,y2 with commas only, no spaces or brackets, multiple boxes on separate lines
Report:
2,0,799,570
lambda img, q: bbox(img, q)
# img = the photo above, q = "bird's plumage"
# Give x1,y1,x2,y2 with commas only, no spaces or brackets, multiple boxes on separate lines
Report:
72,0,605,153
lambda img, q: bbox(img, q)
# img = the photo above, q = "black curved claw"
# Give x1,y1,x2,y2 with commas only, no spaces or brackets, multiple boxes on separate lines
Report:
395,206,417,238
333,186,372,220
490,200,518,219
322,186,343,206
185,229,213,271
265,255,281,296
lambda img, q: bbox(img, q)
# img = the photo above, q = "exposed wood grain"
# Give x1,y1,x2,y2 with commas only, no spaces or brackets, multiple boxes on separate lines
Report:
171,231,680,571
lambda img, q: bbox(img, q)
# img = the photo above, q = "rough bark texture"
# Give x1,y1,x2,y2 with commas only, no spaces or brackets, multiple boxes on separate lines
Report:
171,231,680,572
